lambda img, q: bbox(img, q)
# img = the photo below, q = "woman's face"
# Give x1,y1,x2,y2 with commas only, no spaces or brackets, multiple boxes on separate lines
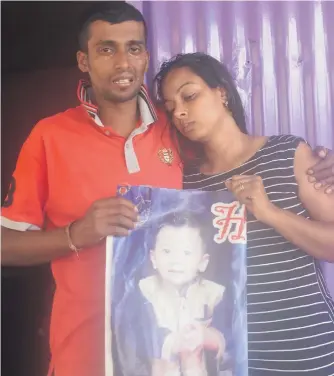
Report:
161,67,229,142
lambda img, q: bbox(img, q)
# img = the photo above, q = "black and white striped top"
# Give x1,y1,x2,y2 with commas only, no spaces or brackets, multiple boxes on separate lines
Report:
183,135,334,375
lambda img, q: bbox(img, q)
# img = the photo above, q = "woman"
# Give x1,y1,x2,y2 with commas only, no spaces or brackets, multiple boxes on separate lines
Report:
154,53,334,375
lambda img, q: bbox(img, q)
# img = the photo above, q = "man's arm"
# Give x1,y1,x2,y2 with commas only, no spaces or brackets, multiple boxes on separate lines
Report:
1,226,71,265
1,197,138,266
1,121,137,266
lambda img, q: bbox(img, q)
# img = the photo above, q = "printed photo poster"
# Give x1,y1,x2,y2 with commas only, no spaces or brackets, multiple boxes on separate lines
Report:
105,185,248,376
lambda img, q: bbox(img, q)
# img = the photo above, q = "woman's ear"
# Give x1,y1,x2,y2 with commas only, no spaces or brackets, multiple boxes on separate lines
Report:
218,87,226,99
218,88,229,108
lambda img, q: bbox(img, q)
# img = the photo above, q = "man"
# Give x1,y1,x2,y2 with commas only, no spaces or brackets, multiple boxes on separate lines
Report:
1,2,334,376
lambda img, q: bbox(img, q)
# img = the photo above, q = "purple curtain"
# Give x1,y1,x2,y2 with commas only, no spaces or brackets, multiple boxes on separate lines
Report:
130,1,334,295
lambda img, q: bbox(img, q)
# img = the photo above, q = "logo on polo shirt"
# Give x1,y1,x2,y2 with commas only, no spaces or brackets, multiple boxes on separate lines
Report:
158,148,174,166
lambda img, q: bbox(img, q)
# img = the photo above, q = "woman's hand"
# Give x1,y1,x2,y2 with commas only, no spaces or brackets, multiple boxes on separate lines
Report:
225,175,277,223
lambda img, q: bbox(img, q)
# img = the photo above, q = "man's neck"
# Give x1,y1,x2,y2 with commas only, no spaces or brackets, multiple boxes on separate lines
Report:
97,97,139,138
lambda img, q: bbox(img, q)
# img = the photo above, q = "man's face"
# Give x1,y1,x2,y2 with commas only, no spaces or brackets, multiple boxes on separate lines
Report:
77,20,149,103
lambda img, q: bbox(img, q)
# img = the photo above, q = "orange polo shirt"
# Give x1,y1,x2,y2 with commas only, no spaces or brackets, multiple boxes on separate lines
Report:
1,80,182,376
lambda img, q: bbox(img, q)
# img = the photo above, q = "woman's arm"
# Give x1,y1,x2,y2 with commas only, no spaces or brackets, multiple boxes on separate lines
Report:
261,142,334,261
260,200,334,262
226,143,334,262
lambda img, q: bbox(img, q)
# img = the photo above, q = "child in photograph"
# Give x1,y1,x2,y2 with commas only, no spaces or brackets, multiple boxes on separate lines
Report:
139,212,226,376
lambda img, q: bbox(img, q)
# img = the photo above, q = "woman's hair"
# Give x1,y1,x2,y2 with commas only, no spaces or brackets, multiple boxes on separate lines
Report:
154,52,248,166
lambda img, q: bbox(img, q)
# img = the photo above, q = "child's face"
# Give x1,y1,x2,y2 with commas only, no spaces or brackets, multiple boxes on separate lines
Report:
151,225,209,287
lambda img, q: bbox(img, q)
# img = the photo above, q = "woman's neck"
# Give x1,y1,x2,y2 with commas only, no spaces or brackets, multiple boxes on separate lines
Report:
200,120,267,175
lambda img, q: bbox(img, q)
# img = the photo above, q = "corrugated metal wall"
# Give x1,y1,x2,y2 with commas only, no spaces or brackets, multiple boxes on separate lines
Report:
131,0,334,293
132,0,334,148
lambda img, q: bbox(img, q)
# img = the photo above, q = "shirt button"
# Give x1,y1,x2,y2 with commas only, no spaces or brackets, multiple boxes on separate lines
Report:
105,130,110,136
125,143,130,149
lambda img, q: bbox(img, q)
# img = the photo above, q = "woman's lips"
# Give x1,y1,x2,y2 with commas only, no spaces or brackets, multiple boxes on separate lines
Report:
182,121,195,133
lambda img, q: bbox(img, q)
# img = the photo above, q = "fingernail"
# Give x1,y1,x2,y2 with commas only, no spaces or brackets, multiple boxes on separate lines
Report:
134,206,138,212
308,176,316,183
308,169,314,175
325,188,333,194
319,150,326,158
314,182,322,189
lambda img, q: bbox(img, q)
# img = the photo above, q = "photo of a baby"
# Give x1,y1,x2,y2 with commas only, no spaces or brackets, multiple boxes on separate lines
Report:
106,185,248,376
139,213,225,376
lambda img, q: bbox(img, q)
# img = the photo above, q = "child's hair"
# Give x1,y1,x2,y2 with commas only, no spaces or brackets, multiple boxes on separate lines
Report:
149,211,206,252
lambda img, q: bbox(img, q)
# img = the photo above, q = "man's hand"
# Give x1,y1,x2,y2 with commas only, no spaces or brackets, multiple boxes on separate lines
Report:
308,146,334,194
70,197,138,249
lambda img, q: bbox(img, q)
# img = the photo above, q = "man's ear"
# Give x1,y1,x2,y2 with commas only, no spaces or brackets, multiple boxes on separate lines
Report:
77,50,89,73
144,51,150,74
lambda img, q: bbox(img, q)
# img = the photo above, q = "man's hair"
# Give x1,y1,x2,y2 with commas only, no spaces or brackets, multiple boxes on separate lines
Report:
78,1,147,52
